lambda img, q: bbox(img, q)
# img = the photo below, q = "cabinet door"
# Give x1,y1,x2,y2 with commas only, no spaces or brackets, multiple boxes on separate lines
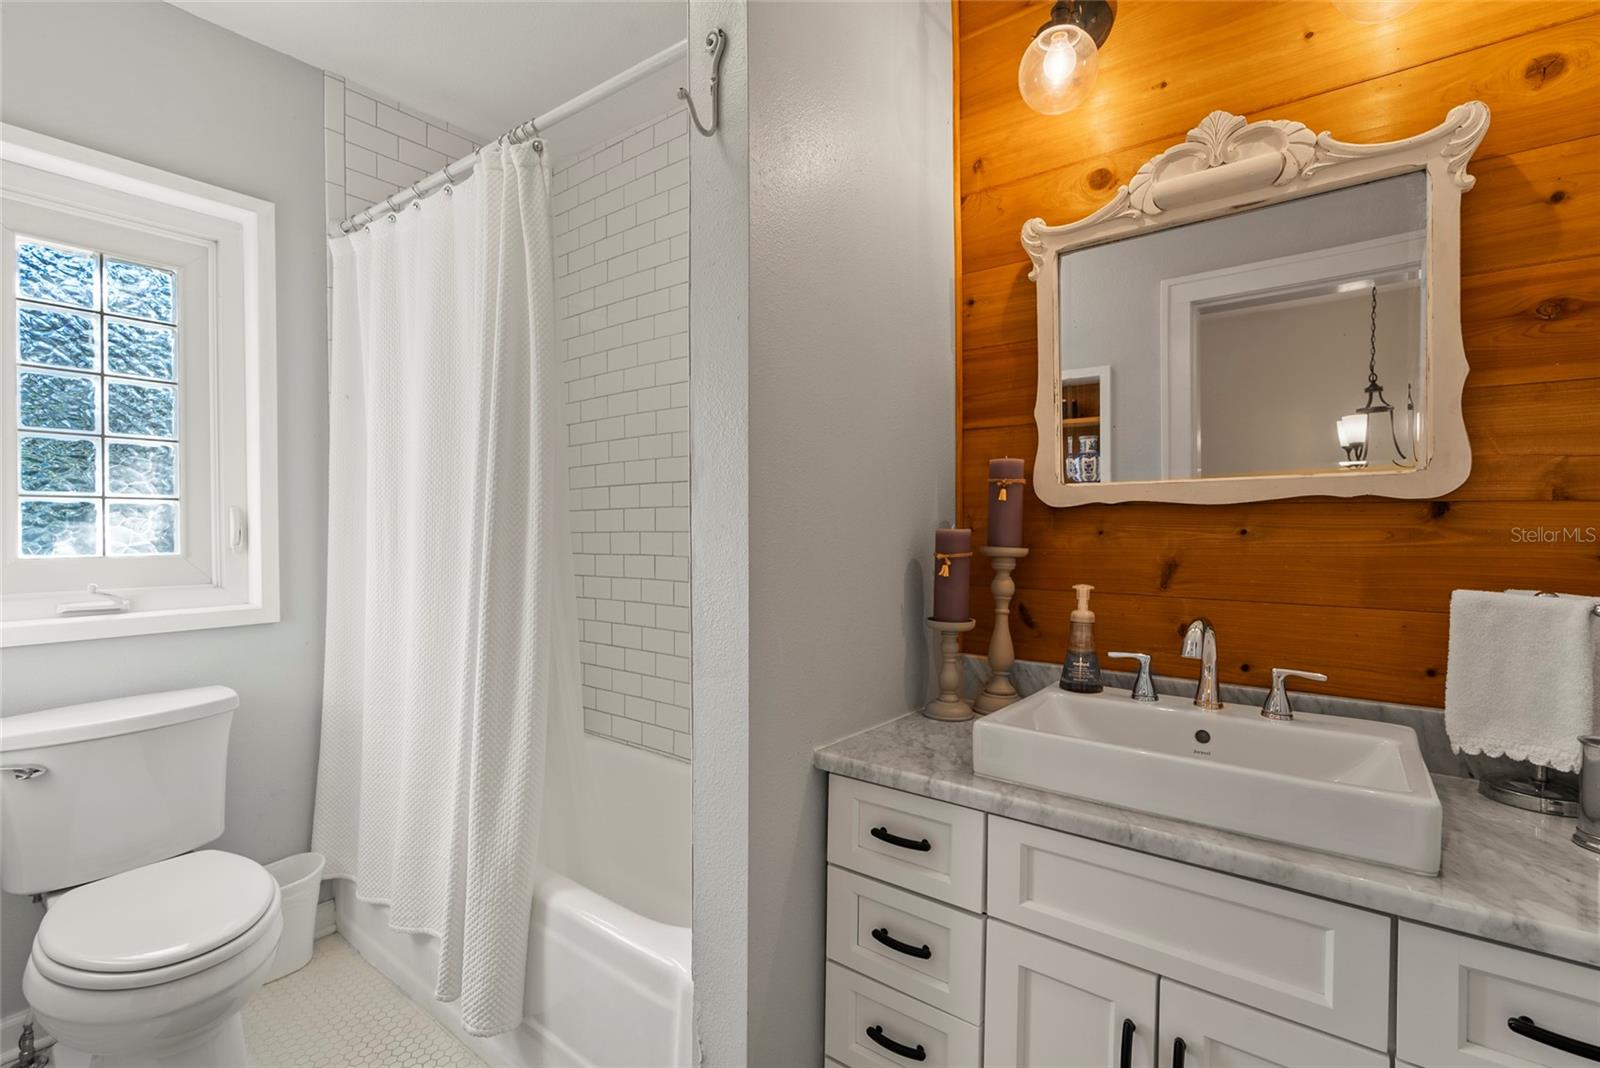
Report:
984,919,1157,1068
1157,982,1387,1068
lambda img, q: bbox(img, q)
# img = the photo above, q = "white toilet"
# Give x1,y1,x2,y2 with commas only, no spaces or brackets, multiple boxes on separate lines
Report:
0,687,282,1068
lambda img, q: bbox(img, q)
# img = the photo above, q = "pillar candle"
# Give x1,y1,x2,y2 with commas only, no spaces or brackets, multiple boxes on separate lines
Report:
932,527,972,622
988,457,1026,547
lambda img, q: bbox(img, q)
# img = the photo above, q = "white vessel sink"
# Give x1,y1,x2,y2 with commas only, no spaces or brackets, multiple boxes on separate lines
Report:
972,686,1442,874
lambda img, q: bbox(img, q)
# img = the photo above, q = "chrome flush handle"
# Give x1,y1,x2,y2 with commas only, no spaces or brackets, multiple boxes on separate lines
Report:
0,765,48,781
1106,652,1157,702
1261,669,1327,721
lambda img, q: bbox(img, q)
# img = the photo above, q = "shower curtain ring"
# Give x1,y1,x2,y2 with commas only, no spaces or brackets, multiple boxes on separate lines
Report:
410,183,424,209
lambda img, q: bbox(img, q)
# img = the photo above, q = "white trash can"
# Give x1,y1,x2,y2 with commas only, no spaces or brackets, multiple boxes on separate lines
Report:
263,852,325,983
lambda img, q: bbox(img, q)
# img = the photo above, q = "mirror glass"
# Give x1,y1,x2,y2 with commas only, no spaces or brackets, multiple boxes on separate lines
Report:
1057,172,1428,484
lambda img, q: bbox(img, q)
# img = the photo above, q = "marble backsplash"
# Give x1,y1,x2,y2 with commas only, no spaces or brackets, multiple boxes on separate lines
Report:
958,654,1543,783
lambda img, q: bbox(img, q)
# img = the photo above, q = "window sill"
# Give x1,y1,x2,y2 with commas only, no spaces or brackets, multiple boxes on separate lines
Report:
1,599,280,647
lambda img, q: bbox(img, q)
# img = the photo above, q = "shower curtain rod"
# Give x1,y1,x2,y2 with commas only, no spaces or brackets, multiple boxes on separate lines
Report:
338,37,688,233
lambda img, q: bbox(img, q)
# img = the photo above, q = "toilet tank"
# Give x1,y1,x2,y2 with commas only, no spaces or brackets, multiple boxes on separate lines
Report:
0,687,239,895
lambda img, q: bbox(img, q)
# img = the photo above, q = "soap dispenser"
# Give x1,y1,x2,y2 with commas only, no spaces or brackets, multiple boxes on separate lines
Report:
1060,583,1103,693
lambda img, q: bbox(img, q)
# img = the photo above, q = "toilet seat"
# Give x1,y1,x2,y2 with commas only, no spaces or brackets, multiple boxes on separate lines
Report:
31,851,279,991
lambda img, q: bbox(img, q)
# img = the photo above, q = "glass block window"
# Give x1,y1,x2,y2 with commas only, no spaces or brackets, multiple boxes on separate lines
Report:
15,238,179,558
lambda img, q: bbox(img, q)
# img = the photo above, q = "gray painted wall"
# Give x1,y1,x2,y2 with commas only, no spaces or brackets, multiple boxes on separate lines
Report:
0,1,327,1019
690,2,956,1062
688,0,750,1062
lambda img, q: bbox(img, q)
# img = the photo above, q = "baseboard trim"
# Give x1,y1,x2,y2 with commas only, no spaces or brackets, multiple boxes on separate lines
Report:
314,898,337,939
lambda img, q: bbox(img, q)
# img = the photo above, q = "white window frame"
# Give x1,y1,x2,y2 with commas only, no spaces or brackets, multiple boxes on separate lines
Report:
1,124,278,645
6,214,214,584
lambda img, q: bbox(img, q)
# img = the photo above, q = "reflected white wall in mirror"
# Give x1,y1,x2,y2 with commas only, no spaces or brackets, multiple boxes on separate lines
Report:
1025,103,1488,506
1058,173,1427,483
1195,275,1421,478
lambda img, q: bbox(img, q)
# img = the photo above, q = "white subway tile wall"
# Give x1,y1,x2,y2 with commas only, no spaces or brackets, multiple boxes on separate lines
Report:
323,72,692,762
323,74,486,228
556,108,692,762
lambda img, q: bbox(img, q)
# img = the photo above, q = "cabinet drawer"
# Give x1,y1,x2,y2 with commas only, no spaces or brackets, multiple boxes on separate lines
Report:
1159,981,1388,1068
825,961,982,1068
828,776,985,910
987,816,1391,1050
827,865,985,1023
1397,922,1600,1067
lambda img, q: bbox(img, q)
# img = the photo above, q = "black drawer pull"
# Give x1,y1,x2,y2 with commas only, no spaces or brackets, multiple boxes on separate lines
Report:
1120,1018,1134,1068
1172,1036,1186,1068
1508,1015,1600,1061
871,927,932,960
870,825,931,851
865,1025,927,1062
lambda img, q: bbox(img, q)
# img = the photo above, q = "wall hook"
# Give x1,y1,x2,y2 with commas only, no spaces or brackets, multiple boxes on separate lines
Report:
678,28,727,137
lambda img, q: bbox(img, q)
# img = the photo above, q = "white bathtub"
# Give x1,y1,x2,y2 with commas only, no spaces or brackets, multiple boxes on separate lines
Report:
333,729,693,1067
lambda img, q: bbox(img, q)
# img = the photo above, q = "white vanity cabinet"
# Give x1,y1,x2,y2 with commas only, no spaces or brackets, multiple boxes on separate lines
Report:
983,919,1156,1067
827,774,986,911
1156,983,1388,1068
987,816,1392,1049
1397,922,1600,1067
823,773,1600,1068
982,923,1390,1068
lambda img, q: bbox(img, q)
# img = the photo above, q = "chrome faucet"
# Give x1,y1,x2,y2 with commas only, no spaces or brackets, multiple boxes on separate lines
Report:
1260,668,1328,721
1181,618,1222,711
1106,652,1157,702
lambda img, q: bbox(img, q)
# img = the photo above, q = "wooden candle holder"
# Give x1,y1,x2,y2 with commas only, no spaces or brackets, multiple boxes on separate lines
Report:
924,618,976,722
974,546,1030,715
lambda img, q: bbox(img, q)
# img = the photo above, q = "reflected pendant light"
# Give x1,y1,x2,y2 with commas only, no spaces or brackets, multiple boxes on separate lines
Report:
1019,1,1115,115
1336,283,1415,468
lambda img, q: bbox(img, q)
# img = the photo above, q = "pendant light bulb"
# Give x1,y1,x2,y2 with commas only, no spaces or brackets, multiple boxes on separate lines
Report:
1336,413,1369,467
1336,414,1368,450
1019,3,1110,116
1041,30,1078,84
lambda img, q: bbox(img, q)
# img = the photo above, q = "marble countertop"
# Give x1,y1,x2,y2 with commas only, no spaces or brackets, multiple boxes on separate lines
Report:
815,714,1600,966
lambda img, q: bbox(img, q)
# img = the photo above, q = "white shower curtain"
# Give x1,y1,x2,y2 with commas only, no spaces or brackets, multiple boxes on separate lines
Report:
313,140,579,1037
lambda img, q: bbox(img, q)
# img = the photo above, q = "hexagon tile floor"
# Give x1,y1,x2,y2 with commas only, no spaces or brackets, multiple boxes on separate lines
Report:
243,935,488,1068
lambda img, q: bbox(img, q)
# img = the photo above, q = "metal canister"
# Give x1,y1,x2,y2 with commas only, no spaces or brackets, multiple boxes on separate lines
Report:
1577,735,1600,855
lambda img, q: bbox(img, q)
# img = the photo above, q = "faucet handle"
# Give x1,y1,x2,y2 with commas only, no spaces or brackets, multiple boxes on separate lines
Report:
1261,668,1327,721
1106,652,1157,702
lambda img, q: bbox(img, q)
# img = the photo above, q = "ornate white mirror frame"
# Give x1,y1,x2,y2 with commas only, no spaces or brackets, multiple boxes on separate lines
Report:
1023,101,1490,507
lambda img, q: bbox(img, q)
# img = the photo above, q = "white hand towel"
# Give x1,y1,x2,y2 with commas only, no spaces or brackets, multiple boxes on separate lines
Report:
1444,590,1599,772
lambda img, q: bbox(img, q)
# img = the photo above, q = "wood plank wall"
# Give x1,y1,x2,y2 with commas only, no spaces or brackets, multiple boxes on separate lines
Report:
954,0,1600,707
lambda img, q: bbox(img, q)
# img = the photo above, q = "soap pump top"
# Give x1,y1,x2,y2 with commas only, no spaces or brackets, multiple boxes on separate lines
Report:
1071,583,1095,623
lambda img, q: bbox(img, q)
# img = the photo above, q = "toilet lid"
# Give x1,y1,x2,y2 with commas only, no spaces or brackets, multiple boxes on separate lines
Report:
36,851,276,974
